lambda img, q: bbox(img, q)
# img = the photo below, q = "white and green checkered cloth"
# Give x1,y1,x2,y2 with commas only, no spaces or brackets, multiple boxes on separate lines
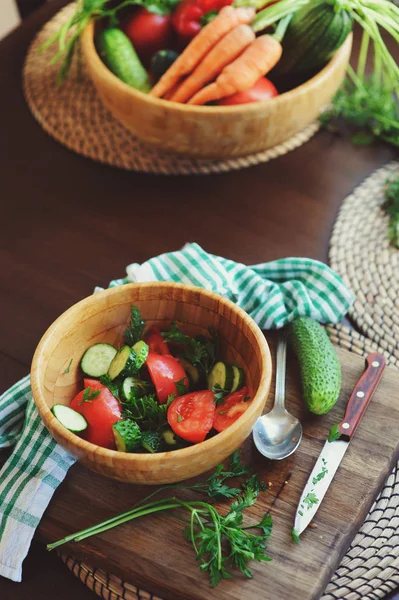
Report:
0,243,354,582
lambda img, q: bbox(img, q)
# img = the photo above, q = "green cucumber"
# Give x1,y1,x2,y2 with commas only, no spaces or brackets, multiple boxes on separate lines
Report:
122,377,151,402
132,340,149,370
141,430,163,453
162,427,178,447
80,343,117,378
179,358,202,390
51,405,88,433
207,361,234,392
289,317,341,415
231,366,245,392
272,1,353,78
108,346,137,380
113,419,142,452
151,49,179,83
96,28,151,93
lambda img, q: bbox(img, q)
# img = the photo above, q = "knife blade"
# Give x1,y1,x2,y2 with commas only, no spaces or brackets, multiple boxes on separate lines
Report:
294,352,386,537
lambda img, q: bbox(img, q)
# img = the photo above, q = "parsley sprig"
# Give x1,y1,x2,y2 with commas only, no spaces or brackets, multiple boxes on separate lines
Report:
47,452,272,586
162,321,217,374
123,305,145,347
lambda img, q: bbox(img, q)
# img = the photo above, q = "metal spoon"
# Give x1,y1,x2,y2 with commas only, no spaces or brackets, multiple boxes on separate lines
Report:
253,337,303,460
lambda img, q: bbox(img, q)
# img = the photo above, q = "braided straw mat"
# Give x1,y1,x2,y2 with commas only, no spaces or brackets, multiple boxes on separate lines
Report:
58,323,399,600
330,161,399,363
22,3,320,176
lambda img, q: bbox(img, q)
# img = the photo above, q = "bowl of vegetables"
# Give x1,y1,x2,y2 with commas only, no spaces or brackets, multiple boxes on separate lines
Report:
77,0,353,159
30,282,272,484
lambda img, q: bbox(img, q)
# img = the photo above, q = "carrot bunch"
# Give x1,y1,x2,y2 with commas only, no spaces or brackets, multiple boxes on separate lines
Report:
150,6,284,106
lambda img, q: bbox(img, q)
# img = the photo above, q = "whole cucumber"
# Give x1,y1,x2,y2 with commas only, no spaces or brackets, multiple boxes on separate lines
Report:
96,28,151,93
289,317,341,415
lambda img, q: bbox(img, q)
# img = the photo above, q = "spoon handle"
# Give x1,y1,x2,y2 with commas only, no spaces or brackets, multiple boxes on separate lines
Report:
274,338,287,412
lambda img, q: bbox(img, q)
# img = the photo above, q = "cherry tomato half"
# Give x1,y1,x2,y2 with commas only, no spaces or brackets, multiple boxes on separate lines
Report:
70,383,122,449
146,352,188,403
213,387,251,432
122,9,173,65
168,390,215,443
217,78,278,106
144,326,170,355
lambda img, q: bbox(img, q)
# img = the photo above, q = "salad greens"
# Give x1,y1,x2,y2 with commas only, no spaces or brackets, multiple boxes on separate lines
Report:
47,451,272,587
162,321,218,374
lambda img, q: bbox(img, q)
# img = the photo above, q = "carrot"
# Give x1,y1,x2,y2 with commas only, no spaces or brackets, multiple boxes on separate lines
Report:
188,34,283,106
150,6,256,99
170,25,255,104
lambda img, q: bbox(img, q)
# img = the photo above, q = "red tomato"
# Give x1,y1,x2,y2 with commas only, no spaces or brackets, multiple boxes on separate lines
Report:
213,387,251,432
83,378,103,390
217,78,278,106
146,352,188,403
144,326,170,355
168,390,215,443
122,9,173,64
70,384,122,449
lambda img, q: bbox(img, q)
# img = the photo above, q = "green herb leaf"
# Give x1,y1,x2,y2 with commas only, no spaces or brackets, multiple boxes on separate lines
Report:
303,492,319,510
292,528,300,544
312,465,328,485
79,386,101,405
64,358,73,374
212,384,229,406
328,424,341,443
382,175,399,248
122,394,168,431
99,374,121,401
175,377,188,396
177,414,183,422
124,305,145,346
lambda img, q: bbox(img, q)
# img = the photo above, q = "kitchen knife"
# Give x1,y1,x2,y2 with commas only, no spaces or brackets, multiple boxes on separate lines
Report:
293,352,386,538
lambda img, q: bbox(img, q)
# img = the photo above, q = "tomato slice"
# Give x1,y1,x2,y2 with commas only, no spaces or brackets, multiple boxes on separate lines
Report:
70,385,122,449
83,378,104,390
144,326,170,355
167,390,215,443
213,387,251,432
146,352,188,403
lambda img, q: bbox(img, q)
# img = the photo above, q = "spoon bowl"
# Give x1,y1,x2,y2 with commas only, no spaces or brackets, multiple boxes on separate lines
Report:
253,338,303,460
253,410,303,460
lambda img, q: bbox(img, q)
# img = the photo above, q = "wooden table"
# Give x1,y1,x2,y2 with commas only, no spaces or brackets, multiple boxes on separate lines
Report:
0,1,398,598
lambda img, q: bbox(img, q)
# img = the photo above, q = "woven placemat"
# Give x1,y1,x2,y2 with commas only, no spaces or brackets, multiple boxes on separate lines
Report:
58,323,399,600
330,161,399,362
22,3,320,176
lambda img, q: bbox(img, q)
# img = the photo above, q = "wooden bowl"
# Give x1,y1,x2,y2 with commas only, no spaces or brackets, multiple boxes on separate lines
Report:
80,23,352,159
31,283,272,484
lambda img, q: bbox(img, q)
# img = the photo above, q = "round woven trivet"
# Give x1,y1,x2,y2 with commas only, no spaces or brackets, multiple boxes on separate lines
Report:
22,3,320,176
58,324,399,600
330,161,399,363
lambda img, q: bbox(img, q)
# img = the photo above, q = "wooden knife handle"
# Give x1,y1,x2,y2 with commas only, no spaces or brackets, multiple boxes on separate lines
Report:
338,352,386,439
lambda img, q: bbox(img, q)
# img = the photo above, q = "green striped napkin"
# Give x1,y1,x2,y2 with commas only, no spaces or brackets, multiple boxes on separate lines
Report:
0,243,353,582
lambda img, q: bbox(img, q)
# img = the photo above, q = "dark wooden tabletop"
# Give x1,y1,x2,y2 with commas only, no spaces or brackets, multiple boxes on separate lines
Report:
1,1,398,598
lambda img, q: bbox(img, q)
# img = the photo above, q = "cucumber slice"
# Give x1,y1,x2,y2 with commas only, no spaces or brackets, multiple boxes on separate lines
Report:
108,346,137,380
162,427,178,446
122,377,150,401
179,358,201,390
113,419,142,452
207,361,234,392
141,430,163,453
80,343,117,378
132,340,149,370
51,405,88,433
231,366,245,392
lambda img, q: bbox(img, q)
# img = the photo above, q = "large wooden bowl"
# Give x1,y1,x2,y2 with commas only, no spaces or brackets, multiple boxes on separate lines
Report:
31,283,272,484
80,23,352,159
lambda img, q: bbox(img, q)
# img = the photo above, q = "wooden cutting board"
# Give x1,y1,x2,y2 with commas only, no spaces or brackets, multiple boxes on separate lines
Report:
36,337,399,600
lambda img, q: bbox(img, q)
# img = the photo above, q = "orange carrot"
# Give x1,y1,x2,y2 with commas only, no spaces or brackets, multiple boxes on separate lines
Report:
188,34,282,106
170,25,255,104
150,6,256,99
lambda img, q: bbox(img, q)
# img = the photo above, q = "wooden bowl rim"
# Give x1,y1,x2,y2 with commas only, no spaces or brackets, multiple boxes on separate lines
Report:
81,22,352,116
31,282,272,465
